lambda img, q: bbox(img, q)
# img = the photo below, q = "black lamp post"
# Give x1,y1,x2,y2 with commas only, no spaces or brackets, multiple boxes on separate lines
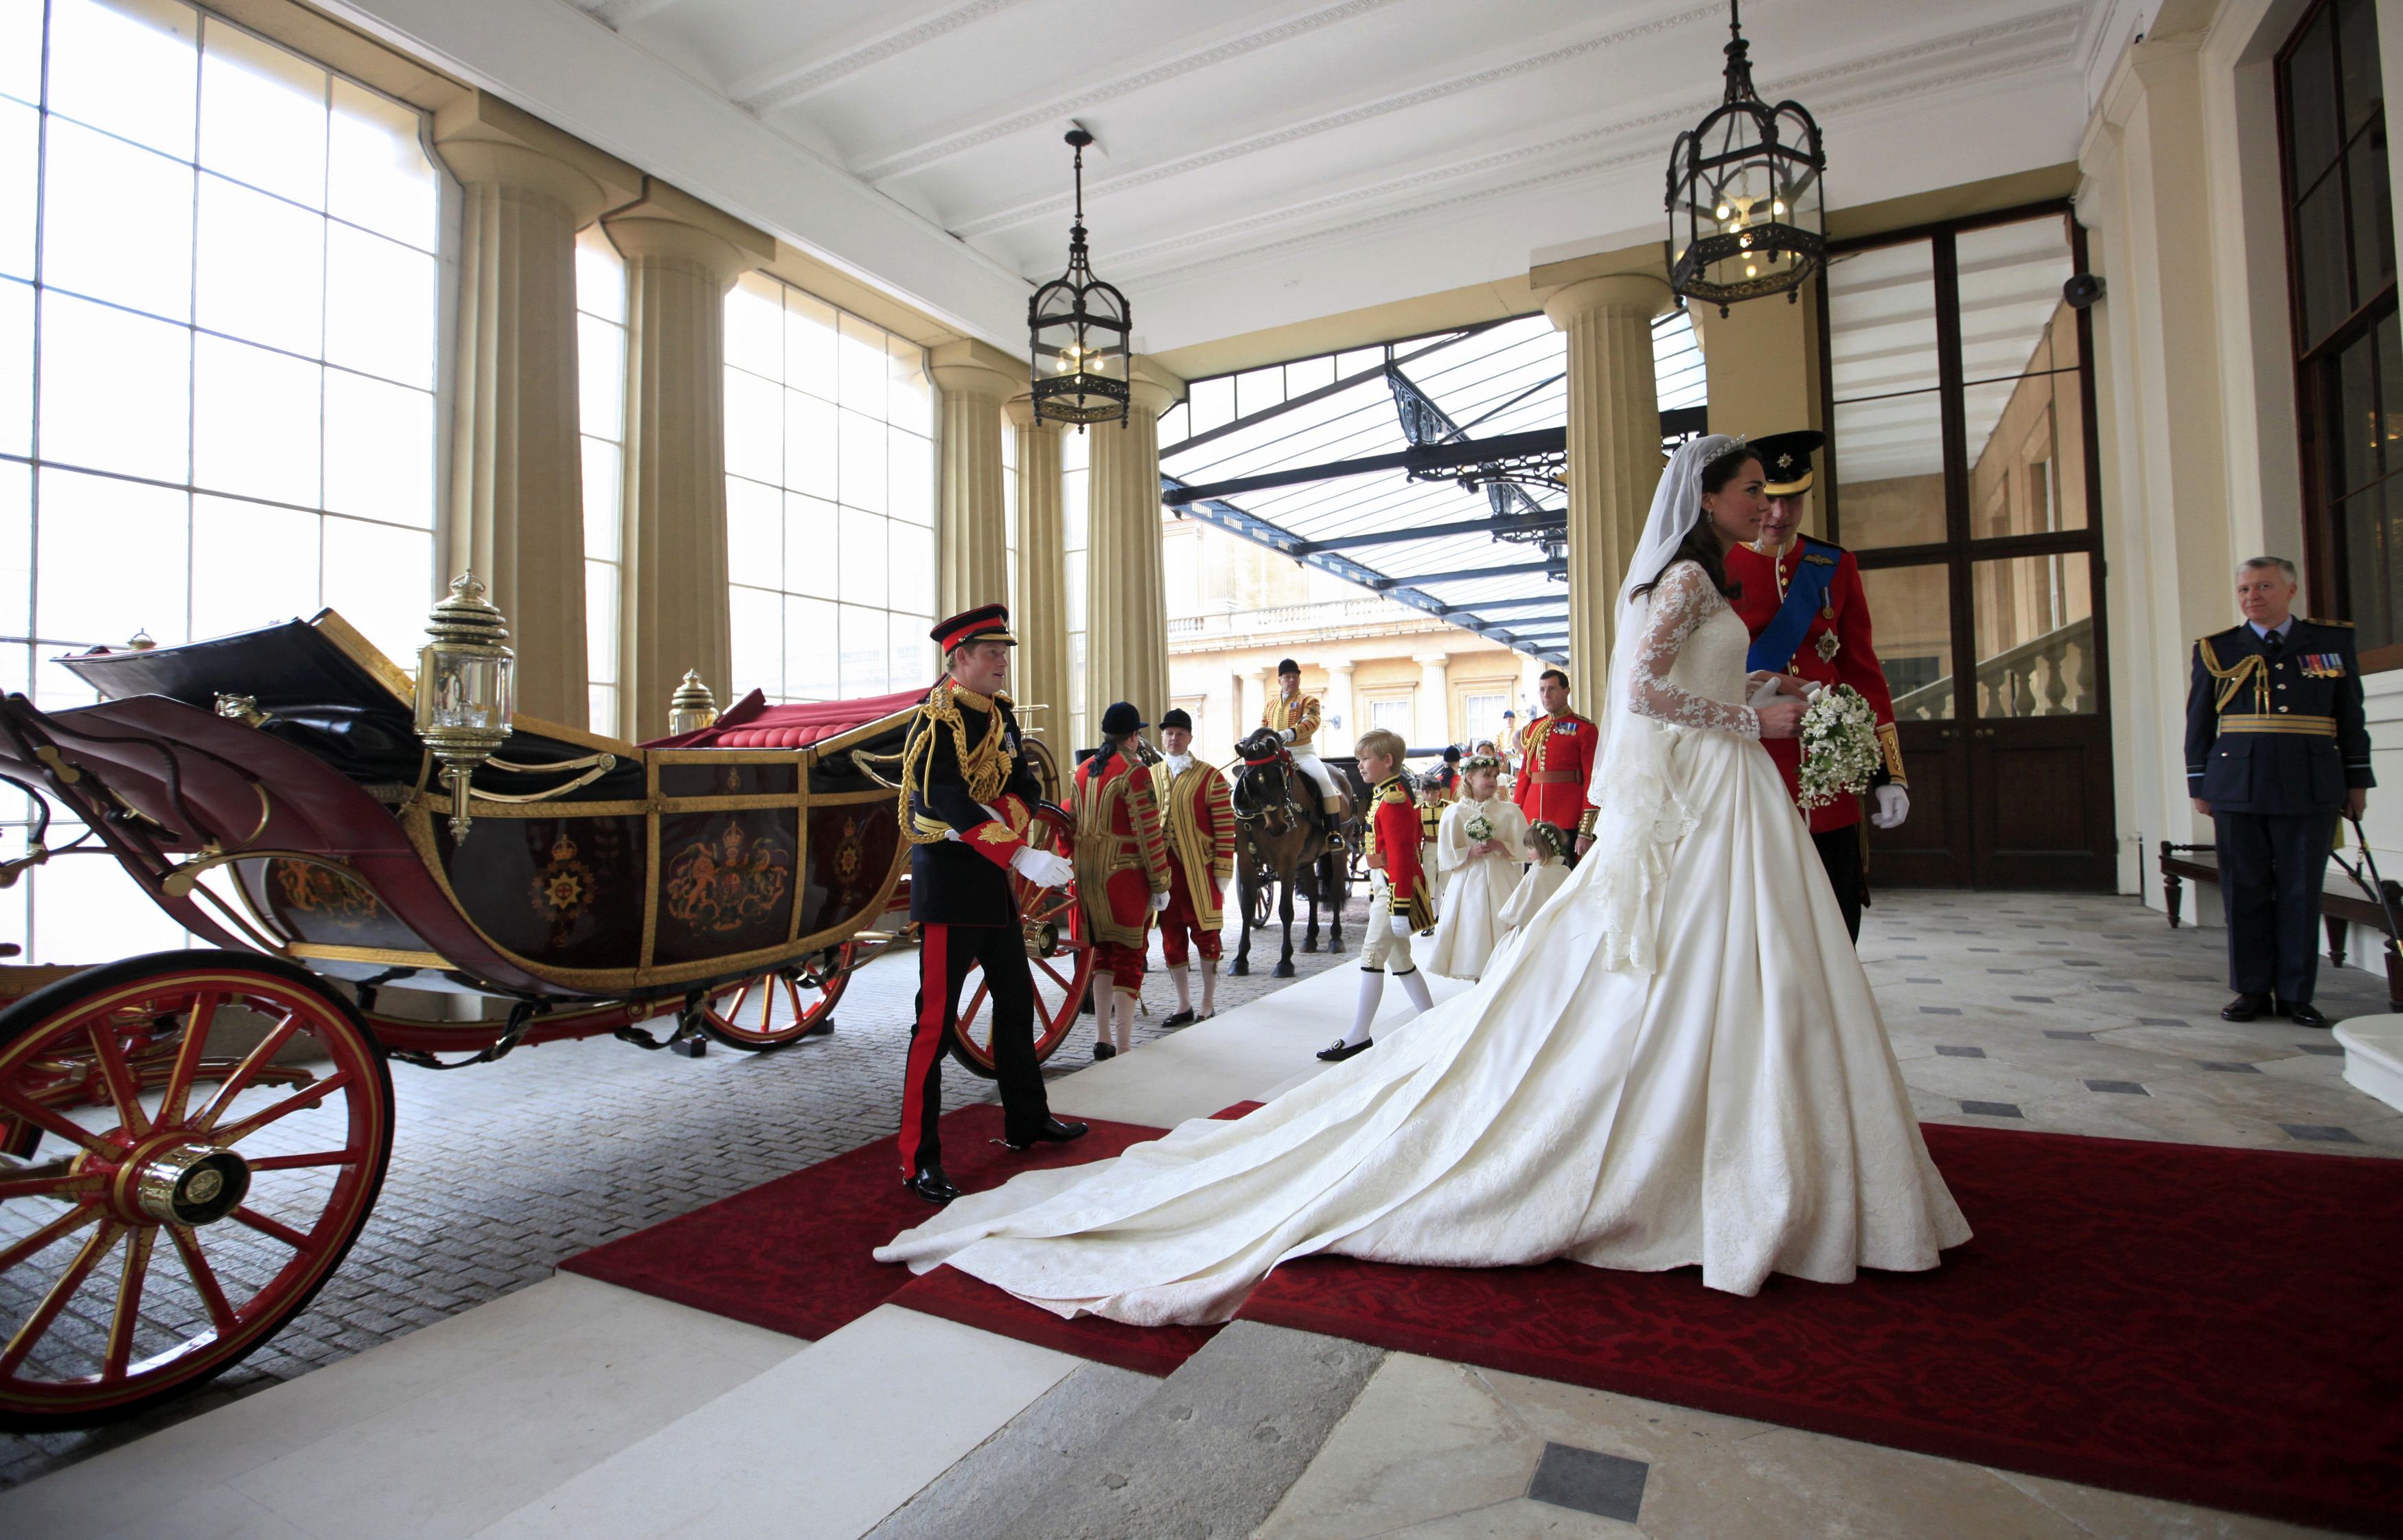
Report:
1664,1,1826,317
1029,128,1131,428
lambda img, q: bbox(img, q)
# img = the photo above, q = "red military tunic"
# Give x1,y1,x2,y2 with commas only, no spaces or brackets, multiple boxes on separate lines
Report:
1725,536,1907,834
1159,755,1235,965
1513,711,1599,837
1072,746,1171,978
1366,774,1435,928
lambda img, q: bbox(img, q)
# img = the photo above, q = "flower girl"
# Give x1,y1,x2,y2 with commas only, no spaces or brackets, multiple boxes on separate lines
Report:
1425,755,1528,980
1496,819,1574,941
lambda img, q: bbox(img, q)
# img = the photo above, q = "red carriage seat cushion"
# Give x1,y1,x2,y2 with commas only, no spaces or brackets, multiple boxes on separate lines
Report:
640,687,928,750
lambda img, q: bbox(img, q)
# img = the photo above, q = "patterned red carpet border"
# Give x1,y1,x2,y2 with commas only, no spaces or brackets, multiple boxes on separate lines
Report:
564,1112,2403,1534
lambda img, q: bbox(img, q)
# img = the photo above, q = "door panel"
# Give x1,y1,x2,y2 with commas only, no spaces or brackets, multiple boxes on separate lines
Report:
1971,717,2116,888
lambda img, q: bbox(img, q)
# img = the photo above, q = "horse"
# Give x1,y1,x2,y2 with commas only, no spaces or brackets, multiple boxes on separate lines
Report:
1228,727,1360,978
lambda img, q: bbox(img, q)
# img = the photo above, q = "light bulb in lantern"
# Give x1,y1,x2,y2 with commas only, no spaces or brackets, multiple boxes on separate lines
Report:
1715,202,1731,219
1745,263,1758,277
1773,199,1786,216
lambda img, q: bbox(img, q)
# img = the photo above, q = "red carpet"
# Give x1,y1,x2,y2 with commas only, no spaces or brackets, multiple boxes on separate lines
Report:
1234,1124,2403,1536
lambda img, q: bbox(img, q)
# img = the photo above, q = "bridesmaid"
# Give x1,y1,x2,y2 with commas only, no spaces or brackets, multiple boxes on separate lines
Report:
1425,754,1528,981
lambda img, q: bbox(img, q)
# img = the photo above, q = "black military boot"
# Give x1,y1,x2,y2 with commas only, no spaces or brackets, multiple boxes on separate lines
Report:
904,1163,960,1205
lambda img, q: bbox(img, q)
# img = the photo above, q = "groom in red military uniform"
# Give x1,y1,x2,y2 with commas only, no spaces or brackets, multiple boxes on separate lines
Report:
1513,669,1599,855
1725,431,1909,941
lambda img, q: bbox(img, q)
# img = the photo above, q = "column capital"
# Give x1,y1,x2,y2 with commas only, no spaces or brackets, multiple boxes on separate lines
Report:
1412,650,1452,667
603,181,773,295
1004,393,1055,432
1129,356,1184,418
930,338,1023,403
1329,660,1356,677
433,91,635,226
1542,273,1675,330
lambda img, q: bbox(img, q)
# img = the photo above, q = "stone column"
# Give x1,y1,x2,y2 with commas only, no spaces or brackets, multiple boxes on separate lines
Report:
1083,360,1183,731
932,341,1018,618
1006,395,1070,750
1414,651,1452,750
1544,275,1674,711
606,185,770,741
433,105,611,727
1324,660,1357,756
1243,667,1274,739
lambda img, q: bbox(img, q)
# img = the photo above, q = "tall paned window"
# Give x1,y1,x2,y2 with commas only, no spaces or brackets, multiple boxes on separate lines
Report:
577,225,624,735
722,271,935,701
1062,426,1090,748
2278,0,2399,661
0,0,441,962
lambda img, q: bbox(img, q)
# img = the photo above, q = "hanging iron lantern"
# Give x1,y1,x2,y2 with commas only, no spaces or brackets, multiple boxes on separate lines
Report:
1028,128,1130,428
1664,1,1826,317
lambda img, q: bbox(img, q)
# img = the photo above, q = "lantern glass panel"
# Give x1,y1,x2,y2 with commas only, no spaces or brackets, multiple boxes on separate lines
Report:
415,645,513,734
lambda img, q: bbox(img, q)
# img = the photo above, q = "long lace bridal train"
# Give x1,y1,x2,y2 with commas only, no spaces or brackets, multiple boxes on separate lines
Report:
875,556,1970,1327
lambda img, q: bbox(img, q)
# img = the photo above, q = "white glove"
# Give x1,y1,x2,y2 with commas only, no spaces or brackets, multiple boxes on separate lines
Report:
1871,784,1910,829
1389,912,1413,939
1009,847,1074,888
1147,888,1171,912
1278,727,1296,744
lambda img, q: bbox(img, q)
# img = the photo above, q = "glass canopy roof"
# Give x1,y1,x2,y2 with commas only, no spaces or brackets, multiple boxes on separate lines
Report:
1158,311,1705,662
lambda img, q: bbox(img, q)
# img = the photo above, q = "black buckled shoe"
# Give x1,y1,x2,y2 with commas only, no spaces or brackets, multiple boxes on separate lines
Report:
1092,1041,1116,1062
2286,1000,2332,1029
2221,993,2272,1022
1002,1117,1090,1152
903,1164,959,1206
1162,1008,1197,1028
1317,1037,1372,1062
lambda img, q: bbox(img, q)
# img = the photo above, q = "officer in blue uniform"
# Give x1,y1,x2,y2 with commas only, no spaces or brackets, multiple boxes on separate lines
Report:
2185,558,2373,1028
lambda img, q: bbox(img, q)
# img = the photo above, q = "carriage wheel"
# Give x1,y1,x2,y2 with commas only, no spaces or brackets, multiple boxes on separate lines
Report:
1243,862,1276,930
948,877,1092,1079
0,951,393,1430
695,943,855,1052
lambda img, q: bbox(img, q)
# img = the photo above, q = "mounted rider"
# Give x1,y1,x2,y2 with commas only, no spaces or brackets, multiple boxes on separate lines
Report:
1264,658,1348,847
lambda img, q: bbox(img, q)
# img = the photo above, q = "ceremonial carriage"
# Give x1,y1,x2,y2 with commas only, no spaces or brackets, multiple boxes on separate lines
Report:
0,606,1092,1429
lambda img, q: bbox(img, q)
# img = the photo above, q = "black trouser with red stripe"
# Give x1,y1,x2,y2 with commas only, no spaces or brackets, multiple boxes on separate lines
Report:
899,922,1052,1175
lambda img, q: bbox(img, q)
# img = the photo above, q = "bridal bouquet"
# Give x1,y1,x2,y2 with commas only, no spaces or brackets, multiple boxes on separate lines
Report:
1463,812,1494,844
1794,685,1882,810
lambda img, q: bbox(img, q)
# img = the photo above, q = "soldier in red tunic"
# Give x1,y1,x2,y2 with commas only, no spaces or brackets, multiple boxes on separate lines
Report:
1318,728,1436,1062
1072,701,1173,1061
1723,431,1910,941
1155,707,1234,1026
1513,668,1600,855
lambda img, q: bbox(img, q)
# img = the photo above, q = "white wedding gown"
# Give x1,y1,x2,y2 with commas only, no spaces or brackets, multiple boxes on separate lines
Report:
877,562,1969,1324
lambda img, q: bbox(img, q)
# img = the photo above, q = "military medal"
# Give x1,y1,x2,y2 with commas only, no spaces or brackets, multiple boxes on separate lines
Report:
1817,629,1841,663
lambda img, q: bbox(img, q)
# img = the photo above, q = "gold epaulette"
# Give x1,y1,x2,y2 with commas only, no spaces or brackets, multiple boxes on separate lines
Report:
1379,781,1414,805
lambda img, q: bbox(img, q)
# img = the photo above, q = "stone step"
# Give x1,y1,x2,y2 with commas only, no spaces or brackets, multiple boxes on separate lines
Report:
2336,1013,2403,1114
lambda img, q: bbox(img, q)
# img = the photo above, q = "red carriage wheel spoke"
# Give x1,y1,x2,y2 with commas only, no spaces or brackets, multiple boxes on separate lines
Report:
103,1228,156,1383
232,1206,310,1250
155,991,221,1127
243,1148,363,1172
0,1204,102,1275
0,1168,104,1202
1033,956,1075,993
169,1224,238,1336
0,1220,122,1379
208,1070,349,1147
189,1012,303,1134
0,1087,112,1158
84,1022,149,1138
724,980,757,1030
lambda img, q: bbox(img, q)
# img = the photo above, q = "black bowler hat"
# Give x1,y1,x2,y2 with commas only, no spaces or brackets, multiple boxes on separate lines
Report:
930,603,1015,653
1101,700,1145,736
1442,745,1461,763
1751,430,1826,497
1276,658,1300,676
1160,707,1193,731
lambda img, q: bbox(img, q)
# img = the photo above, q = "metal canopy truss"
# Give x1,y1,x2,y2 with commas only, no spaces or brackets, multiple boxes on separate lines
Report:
1157,312,1707,664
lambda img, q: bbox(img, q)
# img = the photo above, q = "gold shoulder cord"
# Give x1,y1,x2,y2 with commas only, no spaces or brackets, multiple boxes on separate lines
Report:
2196,637,2268,715
896,682,1016,846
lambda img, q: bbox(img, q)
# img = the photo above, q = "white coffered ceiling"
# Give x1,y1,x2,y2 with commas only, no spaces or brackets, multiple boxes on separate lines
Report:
327,0,2111,355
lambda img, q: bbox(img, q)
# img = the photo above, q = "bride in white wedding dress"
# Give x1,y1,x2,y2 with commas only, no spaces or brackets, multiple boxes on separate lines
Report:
876,435,1969,1324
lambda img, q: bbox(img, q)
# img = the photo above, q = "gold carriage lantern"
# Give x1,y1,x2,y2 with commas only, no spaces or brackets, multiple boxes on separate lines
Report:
414,573,516,840
1028,127,1131,428
1664,1,1826,317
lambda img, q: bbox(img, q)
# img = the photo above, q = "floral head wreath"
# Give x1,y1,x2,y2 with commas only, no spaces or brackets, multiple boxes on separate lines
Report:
1526,820,1574,859
1462,754,1504,775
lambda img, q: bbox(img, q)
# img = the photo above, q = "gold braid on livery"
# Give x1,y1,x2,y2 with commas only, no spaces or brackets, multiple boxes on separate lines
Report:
897,681,1015,845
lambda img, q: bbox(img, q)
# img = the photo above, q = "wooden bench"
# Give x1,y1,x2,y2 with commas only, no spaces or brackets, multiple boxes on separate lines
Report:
2159,840,2403,1009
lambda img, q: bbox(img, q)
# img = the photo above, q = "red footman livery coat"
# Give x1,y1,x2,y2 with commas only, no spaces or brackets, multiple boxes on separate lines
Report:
1366,775,1436,930
1160,755,1235,964
1072,744,1171,977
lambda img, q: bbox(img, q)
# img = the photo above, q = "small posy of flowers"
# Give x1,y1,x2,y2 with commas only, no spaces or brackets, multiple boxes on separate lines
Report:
1795,685,1881,811
1463,812,1495,844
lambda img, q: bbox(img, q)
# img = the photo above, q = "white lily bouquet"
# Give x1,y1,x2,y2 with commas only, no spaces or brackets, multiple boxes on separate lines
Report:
1794,684,1882,811
1463,811,1494,844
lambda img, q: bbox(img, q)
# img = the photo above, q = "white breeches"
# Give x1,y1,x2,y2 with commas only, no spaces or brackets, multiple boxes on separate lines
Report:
1288,748,1342,808
1361,886,1418,972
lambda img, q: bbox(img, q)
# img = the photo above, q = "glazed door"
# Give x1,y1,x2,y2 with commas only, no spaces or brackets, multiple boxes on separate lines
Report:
1824,209,2117,890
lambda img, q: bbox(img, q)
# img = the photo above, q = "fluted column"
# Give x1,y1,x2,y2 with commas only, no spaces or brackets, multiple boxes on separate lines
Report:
433,114,608,726
1006,395,1070,750
1414,651,1451,750
932,341,1018,618
1544,275,1674,712
606,192,763,741
1083,361,1182,731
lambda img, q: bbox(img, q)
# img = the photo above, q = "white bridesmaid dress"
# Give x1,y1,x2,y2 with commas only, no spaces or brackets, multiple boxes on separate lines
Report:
877,560,1968,1325
1423,794,1527,980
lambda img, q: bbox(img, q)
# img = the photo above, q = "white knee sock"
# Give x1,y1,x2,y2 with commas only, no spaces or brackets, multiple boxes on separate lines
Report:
1169,962,1192,1011
1112,988,1137,1051
1346,969,1383,1047
1200,958,1218,1013
1395,967,1434,1015
1094,973,1118,1045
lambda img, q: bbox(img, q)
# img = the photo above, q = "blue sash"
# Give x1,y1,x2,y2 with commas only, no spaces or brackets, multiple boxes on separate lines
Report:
1746,542,1840,674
